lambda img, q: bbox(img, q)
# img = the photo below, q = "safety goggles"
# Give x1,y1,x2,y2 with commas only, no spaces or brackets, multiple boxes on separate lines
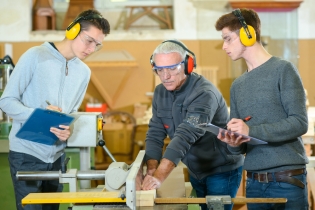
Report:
79,31,103,51
222,30,240,45
153,60,184,76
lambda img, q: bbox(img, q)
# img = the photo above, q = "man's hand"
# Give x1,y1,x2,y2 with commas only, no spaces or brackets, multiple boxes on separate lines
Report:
217,130,249,147
50,125,71,141
217,118,250,147
142,158,175,190
136,166,144,190
46,105,62,112
146,159,158,176
142,174,162,190
227,118,249,135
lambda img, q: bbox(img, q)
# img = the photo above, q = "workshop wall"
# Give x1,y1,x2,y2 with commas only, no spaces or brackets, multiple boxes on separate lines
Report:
299,39,315,106
0,40,229,110
1,39,314,109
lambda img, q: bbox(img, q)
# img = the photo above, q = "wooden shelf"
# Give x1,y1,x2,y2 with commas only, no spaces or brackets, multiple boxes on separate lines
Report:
124,5,173,30
229,0,303,11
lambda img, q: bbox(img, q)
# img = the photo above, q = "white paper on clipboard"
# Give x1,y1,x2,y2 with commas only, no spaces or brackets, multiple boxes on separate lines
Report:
197,123,268,145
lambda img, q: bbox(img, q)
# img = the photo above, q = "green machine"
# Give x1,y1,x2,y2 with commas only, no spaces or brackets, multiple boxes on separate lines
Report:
0,62,14,140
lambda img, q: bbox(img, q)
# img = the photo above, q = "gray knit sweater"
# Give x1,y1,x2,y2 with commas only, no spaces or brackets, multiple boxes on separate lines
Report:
145,73,244,180
228,56,308,172
0,42,90,163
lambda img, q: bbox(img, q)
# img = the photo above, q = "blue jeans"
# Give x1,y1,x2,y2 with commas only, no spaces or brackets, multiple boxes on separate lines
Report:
190,166,243,210
8,150,64,210
246,170,308,210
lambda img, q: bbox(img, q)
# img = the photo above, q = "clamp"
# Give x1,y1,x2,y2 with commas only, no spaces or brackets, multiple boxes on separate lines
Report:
206,195,232,210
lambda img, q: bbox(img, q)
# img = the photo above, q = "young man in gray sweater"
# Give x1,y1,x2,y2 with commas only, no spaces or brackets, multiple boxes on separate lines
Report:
0,9,110,210
215,8,308,210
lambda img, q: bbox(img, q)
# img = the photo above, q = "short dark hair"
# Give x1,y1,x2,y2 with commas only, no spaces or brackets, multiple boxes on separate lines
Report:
215,8,261,42
76,9,110,36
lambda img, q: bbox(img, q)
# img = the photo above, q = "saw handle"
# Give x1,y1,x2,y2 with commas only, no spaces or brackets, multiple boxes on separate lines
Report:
97,139,117,162
61,157,70,173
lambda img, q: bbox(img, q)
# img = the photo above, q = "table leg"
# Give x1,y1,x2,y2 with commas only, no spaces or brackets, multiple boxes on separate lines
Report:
163,7,172,29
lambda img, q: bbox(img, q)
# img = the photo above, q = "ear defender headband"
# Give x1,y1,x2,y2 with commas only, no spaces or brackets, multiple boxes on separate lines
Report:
232,9,256,47
150,40,197,75
65,14,103,40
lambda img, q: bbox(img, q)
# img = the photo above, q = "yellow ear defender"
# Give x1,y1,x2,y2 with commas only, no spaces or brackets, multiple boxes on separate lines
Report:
232,9,256,47
239,25,256,46
65,21,81,40
65,14,103,40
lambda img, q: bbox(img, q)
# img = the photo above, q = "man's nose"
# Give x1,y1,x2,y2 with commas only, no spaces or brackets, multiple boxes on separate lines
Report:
161,69,171,78
87,42,97,52
222,42,227,50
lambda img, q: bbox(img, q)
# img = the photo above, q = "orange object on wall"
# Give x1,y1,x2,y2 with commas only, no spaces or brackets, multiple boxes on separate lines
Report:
85,103,107,113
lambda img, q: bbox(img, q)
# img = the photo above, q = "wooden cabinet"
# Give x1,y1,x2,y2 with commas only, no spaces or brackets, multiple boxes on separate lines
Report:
228,0,303,11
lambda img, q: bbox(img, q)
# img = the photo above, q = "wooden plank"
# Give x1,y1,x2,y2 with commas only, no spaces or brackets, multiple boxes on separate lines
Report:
185,182,200,210
155,197,205,204
136,189,156,206
185,182,193,198
137,194,154,206
155,197,287,204
157,166,186,198
22,191,125,206
233,197,287,204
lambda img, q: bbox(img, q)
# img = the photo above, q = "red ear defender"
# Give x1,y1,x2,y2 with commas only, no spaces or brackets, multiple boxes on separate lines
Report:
185,55,195,75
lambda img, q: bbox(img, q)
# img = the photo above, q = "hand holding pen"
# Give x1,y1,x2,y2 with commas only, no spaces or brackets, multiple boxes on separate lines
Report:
217,116,252,147
224,116,252,135
45,100,70,140
45,100,62,112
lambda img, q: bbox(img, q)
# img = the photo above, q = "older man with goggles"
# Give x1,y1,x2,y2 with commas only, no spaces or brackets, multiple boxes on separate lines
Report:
142,39,244,210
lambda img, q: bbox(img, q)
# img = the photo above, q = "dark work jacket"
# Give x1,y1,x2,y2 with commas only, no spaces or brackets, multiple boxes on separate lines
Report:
145,73,244,180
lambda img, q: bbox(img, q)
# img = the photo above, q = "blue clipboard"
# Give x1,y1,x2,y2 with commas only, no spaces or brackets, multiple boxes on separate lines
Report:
197,123,268,145
16,108,75,145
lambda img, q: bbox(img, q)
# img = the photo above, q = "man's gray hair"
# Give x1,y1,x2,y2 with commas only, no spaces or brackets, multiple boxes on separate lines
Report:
152,39,187,62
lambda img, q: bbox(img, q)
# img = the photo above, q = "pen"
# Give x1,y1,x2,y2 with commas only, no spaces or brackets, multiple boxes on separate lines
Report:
45,100,62,112
243,116,252,122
